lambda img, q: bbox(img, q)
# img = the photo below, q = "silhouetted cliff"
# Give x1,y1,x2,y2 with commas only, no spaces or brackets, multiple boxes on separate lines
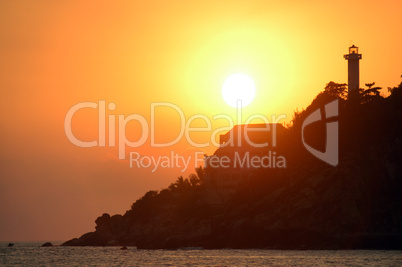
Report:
62,81,402,249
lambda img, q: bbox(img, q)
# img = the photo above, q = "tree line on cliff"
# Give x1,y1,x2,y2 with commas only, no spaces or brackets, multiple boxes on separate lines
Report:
63,79,402,249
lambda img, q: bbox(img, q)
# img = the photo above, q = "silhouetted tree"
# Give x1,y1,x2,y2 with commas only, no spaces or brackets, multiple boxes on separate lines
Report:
172,176,191,191
189,173,200,187
195,166,205,184
387,75,402,96
324,81,347,99
362,82,382,103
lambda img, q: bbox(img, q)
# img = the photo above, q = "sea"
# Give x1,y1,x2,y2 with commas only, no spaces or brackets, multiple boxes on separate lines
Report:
1,242,401,266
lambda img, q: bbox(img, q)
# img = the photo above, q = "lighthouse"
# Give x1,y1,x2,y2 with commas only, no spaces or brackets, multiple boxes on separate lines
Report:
344,45,362,94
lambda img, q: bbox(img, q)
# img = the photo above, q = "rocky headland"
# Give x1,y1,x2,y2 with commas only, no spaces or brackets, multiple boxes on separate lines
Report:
62,82,402,249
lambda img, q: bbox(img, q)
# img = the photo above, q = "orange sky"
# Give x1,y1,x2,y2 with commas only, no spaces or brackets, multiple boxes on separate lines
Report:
1,0,401,241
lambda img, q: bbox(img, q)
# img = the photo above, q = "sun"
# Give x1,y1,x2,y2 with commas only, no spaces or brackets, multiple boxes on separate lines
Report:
222,73,256,108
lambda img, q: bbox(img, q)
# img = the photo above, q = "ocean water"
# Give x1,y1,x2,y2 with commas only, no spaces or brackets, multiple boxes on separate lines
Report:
1,242,401,266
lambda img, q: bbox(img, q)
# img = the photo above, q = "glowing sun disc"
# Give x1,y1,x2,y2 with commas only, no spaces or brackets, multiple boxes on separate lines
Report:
222,73,256,108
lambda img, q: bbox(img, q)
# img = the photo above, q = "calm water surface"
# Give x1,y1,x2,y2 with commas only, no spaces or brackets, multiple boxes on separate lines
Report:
1,242,401,266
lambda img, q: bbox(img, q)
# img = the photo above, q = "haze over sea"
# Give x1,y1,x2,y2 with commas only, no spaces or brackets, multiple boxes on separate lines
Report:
1,242,401,266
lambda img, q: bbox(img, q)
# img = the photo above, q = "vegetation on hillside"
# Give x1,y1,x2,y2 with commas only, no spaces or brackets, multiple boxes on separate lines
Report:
63,79,402,249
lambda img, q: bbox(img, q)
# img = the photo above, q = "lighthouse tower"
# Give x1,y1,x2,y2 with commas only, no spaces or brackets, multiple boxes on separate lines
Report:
344,45,362,94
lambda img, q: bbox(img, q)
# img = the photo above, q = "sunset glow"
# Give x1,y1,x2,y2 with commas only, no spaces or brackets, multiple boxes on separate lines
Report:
222,73,256,108
1,0,402,243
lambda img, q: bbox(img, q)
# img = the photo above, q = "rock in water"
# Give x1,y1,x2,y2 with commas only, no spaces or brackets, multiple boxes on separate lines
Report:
41,242,53,247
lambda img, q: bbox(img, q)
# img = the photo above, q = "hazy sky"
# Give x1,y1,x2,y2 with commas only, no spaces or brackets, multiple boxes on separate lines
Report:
1,0,401,241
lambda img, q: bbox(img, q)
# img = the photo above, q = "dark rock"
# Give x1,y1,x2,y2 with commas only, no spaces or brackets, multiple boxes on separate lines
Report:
62,238,82,246
41,242,53,247
61,85,402,249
